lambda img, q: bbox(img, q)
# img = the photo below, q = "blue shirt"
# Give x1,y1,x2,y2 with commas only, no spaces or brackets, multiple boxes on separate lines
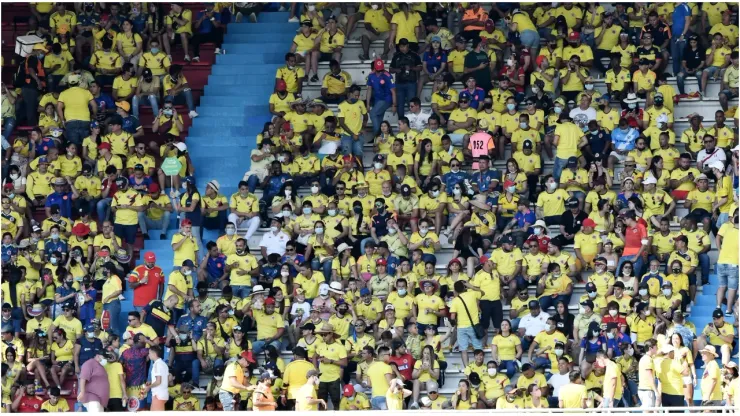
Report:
671,3,692,36
79,288,97,324
195,11,221,33
422,51,447,74
459,88,487,110
442,171,469,195
44,239,68,258
610,127,639,152
206,254,226,280
122,115,141,135
514,209,536,230
35,137,55,155
93,93,115,112
176,313,208,340
267,174,291,197
76,337,103,366
606,333,631,357
45,192,74,218
471,169,501,193
261,263,281,284
366,71,395,104
129,175,153,193
381,255,400,276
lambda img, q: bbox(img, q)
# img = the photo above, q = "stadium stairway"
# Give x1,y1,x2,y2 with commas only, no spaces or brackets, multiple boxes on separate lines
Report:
117,10,298,330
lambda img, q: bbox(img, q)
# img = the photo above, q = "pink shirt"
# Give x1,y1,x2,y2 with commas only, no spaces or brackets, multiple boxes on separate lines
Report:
468,132,494,170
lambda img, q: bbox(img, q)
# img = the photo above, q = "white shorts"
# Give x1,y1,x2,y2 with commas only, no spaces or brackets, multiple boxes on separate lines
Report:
295,50,307,57
611,152,628,162
682,376,692,385
638,390,656,408
83,401,104,412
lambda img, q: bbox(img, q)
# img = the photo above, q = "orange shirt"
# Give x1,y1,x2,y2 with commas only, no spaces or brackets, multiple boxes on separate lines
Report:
463,7,488,31
253,384,277,411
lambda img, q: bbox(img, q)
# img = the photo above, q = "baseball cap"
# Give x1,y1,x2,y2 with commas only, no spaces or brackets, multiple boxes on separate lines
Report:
148,183,160,193
522,140,533,149
115,101,131,112
580,299,594,310
276,79,287,92
583,218,596,228
568,32,580,41
373,59,385,71
181,259,195,268
144,252,156,262
713,309,724,319
343,384,355,397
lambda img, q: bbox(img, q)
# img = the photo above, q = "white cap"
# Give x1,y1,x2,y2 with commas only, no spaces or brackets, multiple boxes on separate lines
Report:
642,176,657,185
707,161,726,171
207,180,220,192
328,281,343,294
533,220,547,228
174,142,187,152
656,114,669,126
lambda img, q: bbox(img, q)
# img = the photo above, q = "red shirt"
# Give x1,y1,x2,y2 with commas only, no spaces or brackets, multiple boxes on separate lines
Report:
16,395,44,412
499,66,526,93
535,235,551,253
389,353,415,381
623,223,647,256
131,264,164,307
101,177,120,198
601,315,628,328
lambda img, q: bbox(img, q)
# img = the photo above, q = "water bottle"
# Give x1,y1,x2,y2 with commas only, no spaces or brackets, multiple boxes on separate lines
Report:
34,378,42,394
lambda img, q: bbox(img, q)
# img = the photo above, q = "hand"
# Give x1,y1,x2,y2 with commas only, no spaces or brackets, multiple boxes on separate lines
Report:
77,392,85,402
391,105,397,115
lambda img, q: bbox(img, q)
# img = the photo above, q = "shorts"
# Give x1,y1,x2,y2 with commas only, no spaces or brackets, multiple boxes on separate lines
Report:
363,31,390,43
113,223,138,245
682,376,692,385
717,263,739,290
371,396,387,410
319,52,336,61
457,325,483,350
611,151,628,162
705,66,722,78
721,89,738,100
638,390,656,407
295,50,307,57
688,208,712,224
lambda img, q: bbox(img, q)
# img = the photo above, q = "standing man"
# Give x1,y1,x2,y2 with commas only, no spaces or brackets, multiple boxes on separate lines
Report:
637,339,659,408
130,251,164,313
449,281,482,367
670,3,693,76
219,351,254,411
389,39,421,120
77,349,110,412
56,74,98,146
315,323,348,410
143,346,168,411
365,60,396,137
595,351,623,408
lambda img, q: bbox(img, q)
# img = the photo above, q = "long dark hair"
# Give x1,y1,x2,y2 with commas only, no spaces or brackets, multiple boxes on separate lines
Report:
419,138,433,165
648,155,663,181
148,3,165,33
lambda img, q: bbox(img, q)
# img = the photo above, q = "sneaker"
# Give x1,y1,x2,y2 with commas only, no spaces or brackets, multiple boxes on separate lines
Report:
184,55,191,62
279,5,287,11
409,402,419,410
160,233,167,240
288,16,299,23
214,48,221,54
249,12,257,23
310,74,319,83
358,54,369,61
191,387,206,394
726,310,734,316
188,110,199,119
235,11,243,22
192,56,200,62
142,233,150,240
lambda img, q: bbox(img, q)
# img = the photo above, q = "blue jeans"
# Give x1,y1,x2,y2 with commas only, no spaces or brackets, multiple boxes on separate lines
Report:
498,359,518,378
617,254,645,278
717,213,730,228
219,390,236,411
533,356,551,370
671,37,687,76
677,70,702,95
457,326,483,350
252,338,281,355
138,211,172,236
103,299,122,336
311,258,333,283
553,157,568,183
247,174,261,193
340,134,364,157
192,357,223,386
132,94,159,118
96,197,112,222
370,396,387,410
369,100,391,136
2,117,15,140
65,120,90,146
539,294,570,312
520,29,540,50
395,82,416,120
232,285,252,298
166,89,195,112
717,263,739,290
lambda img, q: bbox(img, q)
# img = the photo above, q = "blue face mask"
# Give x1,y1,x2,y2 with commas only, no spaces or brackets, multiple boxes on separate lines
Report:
150,47,160,54
506,103,516,111
348,98,358,104
38,53,45,59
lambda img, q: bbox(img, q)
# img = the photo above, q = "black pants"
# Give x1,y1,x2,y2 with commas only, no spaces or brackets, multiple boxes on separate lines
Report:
203,210,227,231
480,299,503,332
318,379,341,409
21,86,39,126
459,30,482,47
526,173,539,202
343,360,358,384
192,28,224,57
661,393,684,412
107,398,125,411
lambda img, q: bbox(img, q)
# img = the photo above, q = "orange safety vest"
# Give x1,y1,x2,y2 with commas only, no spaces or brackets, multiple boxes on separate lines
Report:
24,55,46,87
463,8,488,31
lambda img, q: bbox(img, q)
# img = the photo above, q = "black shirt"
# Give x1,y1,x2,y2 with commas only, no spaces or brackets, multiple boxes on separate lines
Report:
390,52,422,84
528,93,553,115
642,22,671,46
635,45,663,64
682,46,706,71
464,50,492,92
559,208,588,235
371,211,392,237
587,129,610,155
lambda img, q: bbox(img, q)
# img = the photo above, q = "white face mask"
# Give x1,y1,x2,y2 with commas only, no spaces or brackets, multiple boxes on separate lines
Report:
453,188,462,196
585,84,594,90
99,359,108,366
282,210,292,217
588,291,597,299
547,182,557,191
371,4,379,10
419,228,428,236
662,289,671,296
639,289,648,296
531,87,540,94
311,186,319,194
315,227,324,235
506,186,516,193
9,174,18,180
609,309,617,317
270,226,279,233
432,190,440,198
281,270,290,277
388,228,397,235
302,207,312,215
626,347,634,356
308,5,316,11
374,162,383,170
644,309,651,316
226,228,235,236
182,269,192,276
285,190,292,197
533,228,542,236
488,368,497,376
554,348,564,357
398,289,407,296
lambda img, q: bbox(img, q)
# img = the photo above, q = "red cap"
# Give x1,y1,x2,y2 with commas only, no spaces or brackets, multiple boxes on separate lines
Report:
503,180,516,188
144,251,156,263
525,235,539,244
276,79,287,92
480,256,490,264
535,55,545,67
181,218,192,226
342,155,354,162
373,59,384,71
148,183,160,193
583,218,596,228
343,384,355,397
376,258,387,266
240,350,256,363
281,121,292,132
3,183,14,190
264,297,276,306
568,32,580,41
98,142,111,150
71,223,91,237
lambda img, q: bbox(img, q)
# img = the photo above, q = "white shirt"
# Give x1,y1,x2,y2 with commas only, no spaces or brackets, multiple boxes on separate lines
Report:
548,372,570,398
406,108,431,131
259,230,290,256
290,301,311,322
569,106,597,129
519,311,550,337
150,358,169,400
696,147,727,171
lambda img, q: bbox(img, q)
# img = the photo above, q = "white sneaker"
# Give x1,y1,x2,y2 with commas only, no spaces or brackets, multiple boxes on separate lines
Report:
191,387,206,394
214,48,221,54
192,56,200,62
279,6,287,11
288,16,299,22
184,55,191,62
249,12,257,23
235,11,243,23
189,110,199,119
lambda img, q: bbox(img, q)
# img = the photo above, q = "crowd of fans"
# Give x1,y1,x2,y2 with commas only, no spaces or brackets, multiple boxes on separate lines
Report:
1,0,740,413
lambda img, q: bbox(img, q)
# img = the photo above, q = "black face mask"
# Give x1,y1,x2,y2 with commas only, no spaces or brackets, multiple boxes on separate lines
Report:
672,268,681,274
598,104,606,111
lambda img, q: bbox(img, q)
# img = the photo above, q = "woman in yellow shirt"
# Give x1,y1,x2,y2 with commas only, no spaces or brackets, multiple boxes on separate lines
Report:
644,156,670,190
116,20,143,69
331,243,358,282
374,121,395,155
50,328,75,388
414,139,438,186
39,103,61,135
670,332,697,405
451,379,478,409
537,263,573,311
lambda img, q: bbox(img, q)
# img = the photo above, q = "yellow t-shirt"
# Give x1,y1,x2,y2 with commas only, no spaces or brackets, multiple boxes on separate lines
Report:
449,291,481,328
112,75,138,98
391,11,422,43
111,188,142,225
58,86,94,122
316,341,347,382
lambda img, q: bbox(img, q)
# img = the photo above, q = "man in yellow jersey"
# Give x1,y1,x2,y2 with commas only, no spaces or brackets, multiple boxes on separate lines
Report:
219,350,254,411
296,370,326,411
637,339,659,408
558,370,587,409
699,346,723,406
595,351,623,408
281,346,315,410
367,345,393,409
111,177,143,252
657,344,685,408
56,74,97,146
